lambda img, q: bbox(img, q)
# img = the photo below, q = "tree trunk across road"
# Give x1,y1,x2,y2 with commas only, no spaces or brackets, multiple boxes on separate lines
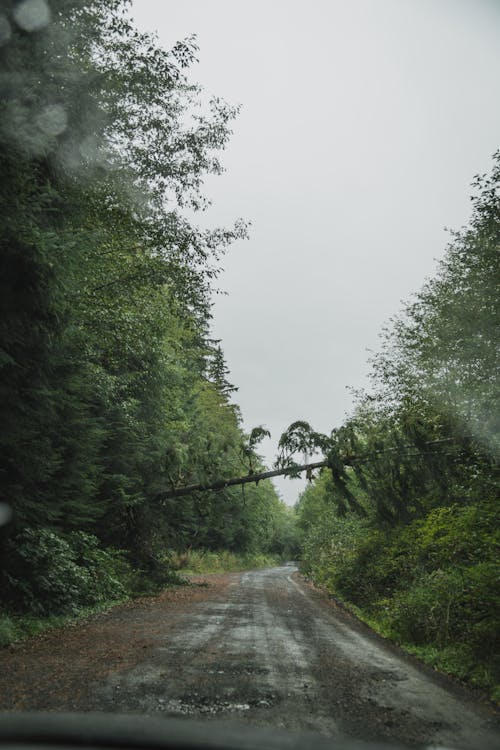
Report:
0,566,499,748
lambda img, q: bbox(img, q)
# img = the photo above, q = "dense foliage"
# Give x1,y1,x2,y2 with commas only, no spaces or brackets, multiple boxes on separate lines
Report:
0,0,292,623
296,157,500,698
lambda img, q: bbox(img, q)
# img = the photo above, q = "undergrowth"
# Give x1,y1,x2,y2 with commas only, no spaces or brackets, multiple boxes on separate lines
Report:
170,549,280,574
298,499,500,704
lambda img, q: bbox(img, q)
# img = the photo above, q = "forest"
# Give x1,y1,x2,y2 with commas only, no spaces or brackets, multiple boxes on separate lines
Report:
0,0,296,637
294,156,499,699
0,0,498,703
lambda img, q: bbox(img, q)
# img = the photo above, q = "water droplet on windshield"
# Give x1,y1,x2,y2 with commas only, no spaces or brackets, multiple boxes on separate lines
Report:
36,103,68,136
13,0,51,33
0,14,11,45
0,502,12,527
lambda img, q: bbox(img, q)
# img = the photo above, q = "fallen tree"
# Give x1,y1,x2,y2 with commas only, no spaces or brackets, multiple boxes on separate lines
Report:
156,460,328,500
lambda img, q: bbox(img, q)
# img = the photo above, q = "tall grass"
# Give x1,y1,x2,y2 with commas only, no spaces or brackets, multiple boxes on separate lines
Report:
170,549,280,574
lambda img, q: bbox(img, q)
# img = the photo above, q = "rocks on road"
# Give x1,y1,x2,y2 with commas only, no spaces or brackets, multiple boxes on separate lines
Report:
0,565,499,749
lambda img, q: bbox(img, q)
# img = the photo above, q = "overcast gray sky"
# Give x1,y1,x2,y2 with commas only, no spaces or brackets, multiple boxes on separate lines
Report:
131,0,500,504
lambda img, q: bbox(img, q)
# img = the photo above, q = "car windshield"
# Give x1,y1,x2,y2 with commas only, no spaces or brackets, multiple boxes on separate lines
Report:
0,2,499,749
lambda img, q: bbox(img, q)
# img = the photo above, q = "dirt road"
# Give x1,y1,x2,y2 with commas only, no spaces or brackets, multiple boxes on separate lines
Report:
1,565,499,748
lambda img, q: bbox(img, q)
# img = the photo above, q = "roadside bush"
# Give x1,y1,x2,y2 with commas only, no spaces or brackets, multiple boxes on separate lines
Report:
0,615,16,647
331,528,398,605
380,568,466,645
170,549,279,574
298,495,500,697
131,547,187,592
325,502,499,610
300,510,368,589
412,503,500,568
2,528,132,615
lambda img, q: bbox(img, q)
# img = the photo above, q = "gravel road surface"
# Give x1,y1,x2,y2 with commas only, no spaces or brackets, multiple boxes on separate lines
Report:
1,565,499,749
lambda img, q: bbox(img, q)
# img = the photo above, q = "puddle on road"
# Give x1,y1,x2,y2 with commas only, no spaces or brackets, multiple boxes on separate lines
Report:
157,692,277,716
159,697,250,715
207,664,270,676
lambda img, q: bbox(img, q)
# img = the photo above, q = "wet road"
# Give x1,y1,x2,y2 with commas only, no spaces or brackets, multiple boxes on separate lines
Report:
1,565,499,748
95,565,499,748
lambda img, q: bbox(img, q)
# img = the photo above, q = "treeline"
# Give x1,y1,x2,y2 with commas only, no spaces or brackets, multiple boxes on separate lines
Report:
296,155,499,699
0,0,294,626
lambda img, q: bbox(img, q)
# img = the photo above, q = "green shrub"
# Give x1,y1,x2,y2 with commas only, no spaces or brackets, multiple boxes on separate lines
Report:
3,528,132,615
0,615,17,647
299,497,500,697
412,503,500,568
380,568,466,645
